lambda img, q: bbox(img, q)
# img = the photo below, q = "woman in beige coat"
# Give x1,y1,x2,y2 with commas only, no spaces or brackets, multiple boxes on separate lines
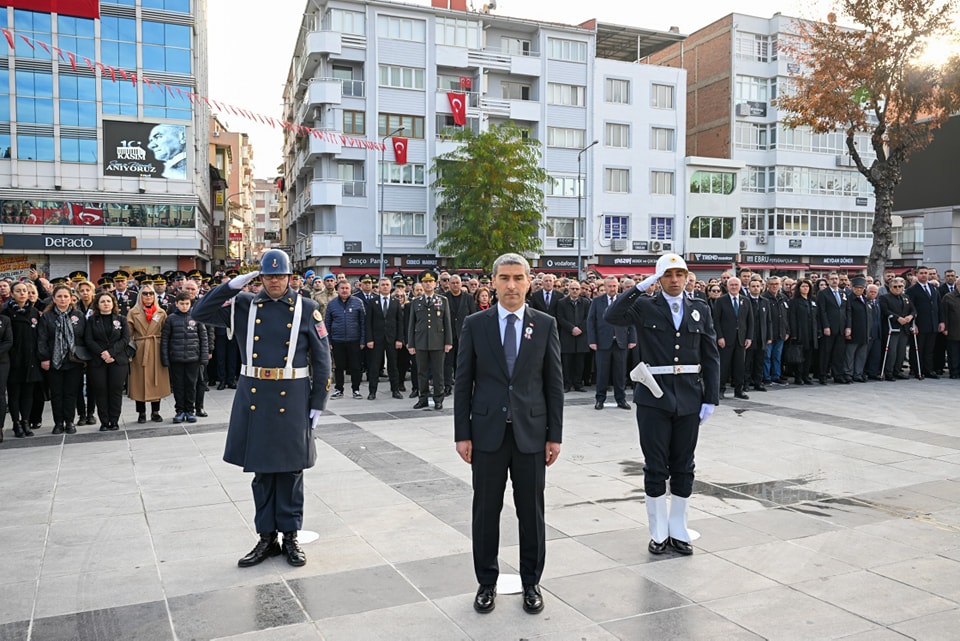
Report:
127,284,171,423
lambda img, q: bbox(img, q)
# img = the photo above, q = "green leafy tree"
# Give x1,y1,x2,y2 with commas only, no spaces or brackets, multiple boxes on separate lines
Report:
429,123,548,268
777,0,958,278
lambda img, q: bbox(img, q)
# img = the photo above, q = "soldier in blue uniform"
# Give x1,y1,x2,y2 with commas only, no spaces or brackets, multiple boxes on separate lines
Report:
605,254,720,556
191,249,331,567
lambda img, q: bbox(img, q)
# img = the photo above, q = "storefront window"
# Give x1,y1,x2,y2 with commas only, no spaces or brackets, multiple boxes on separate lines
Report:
0,200,195,228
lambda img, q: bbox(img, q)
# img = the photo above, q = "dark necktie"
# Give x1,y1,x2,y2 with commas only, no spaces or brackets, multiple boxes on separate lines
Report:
504,313,518,377
545,292,551,306
733,297,739,316
834,289,841,306
382,296,388,314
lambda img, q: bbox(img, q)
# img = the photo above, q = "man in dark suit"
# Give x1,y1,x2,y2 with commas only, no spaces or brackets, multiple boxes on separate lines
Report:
906,266,943,378
605,253,720,556
744,278,772,391
816,272,849,383
864,284,884,380
365,277,404,399
587,277,636,410
455,252,563,615
684,273,707,301
529,273,561,317
442,274,477,396
556,280,590,391
844,276,872,382
712,276,753,399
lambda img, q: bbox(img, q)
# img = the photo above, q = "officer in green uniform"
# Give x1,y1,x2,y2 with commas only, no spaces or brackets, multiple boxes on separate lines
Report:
191,249,331,567
408,270,452,410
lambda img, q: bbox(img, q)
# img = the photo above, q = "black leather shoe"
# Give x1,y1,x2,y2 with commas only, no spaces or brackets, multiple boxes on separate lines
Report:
99,424,109,432
367,392,376,400
409,389,419,398
64,423,77,434
227,381,237,389
522,584,544,614
23,423,35,437
217,382,226,391
392,391,403,399
752,385,767,392
574,386,585,392
434,399,443,410
668,537,694,555
281,532,306,566
444,386,452,397
473,584,496,613
137,413,147,424
648,538,669,554
151,412,163,423
616,401,631,410
895,373,908,380
238,533,281,567
927,372,940,379
734,392,750,400
399,384,407,392
413,399,429,409
594,401,604,410
52,424,64,435
195,408,208,417
109,422,120,431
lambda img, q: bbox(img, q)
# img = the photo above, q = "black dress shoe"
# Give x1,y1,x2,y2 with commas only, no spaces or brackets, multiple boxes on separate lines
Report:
109,422,120,431
281,532,306,566
574,386,585,392
819,378,828,385
217,382,226,390
926,372,940,379
434,399,443,410
444,386,452,397
23,423,35,437
392,390,403,399
151,412,163,423
367,392,376,400
64,423,77,434
409,389,419,398
99,424,109,432
752,385,767,392
522,584,544,614
734,392,750,400
616,401,631,410
895,373,908,380
399,383,407,392
413,399,429,409
668,537,694,555
227,381,237,389
564,386,572,393
594,401,604,410
195,408,208,417
137,413,147,424
473,584,496,613
238,533,281,567
648,538,669,555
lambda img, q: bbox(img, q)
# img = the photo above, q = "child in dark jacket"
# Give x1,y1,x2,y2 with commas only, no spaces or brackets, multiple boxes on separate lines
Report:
161,293,209,423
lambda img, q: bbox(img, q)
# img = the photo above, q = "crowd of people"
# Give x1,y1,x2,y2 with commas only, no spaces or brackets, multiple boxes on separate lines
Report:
2,261,957,442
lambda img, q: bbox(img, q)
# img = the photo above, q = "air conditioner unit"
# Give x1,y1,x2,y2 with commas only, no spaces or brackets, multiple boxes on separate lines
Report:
736,103,752,117
610,238,628,251
662,242,672,251
739,240,748,250
756,235,767,245
651,240,664,253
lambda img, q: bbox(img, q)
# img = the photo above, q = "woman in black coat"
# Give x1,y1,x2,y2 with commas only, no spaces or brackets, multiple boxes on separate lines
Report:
38,285,87,435
786,279,819,385
3,281,43,437
84,292,131,431
0,309,13,442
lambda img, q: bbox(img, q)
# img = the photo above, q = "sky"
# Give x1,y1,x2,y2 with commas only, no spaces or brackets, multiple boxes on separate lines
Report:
204,0,839,176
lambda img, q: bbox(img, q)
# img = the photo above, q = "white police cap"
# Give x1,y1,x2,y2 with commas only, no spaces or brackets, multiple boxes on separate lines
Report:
656,253,688,274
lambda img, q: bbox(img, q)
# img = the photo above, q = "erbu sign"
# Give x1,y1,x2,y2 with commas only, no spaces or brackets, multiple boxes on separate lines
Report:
0,235,137,251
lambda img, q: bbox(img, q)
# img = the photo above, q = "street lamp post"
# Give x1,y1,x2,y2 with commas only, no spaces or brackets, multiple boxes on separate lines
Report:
577,140,599,281
379,126,405,279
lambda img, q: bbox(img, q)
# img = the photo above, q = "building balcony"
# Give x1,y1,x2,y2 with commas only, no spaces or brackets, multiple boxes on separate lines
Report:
305,78,342,109
307,179,343,208
509,99,540,121
310,232,344,258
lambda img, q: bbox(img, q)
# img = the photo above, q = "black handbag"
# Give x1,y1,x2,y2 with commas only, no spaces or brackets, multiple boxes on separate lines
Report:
784,343,803,365
69,344,93,363
125,338,138,359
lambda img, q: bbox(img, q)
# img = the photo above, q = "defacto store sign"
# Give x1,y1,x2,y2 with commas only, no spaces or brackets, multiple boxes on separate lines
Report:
0,234,137,251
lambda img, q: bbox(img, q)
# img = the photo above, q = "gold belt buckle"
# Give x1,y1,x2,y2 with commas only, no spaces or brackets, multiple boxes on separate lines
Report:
674,365,683,375
260,367,282,380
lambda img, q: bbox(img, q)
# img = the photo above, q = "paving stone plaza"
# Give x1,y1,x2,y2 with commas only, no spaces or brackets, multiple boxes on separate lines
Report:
1,379,958,640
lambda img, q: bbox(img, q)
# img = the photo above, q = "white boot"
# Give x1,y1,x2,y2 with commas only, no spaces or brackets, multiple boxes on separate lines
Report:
645,494,668,544
668,495,690,542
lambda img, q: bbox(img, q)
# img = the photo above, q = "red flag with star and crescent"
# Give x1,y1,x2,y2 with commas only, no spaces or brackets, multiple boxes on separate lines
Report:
447,92,467,126
392,137,408,165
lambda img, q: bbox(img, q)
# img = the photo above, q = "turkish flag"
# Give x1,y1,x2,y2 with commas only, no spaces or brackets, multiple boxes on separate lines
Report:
392,136,408,165
4,1,100,19
70,203,104,226
459,76,472,90
447,92,467,126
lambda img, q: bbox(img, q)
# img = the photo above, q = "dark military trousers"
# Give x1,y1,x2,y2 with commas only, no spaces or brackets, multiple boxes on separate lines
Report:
636,406,699,498
252,471,304,534
416,348,445,401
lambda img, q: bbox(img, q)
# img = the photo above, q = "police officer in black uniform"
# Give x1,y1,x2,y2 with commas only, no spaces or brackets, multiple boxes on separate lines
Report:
191,249,331,567
408,270,453,410
605,254,720,556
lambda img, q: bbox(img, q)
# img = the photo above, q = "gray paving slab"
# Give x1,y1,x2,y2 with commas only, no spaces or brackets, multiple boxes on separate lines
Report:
3,379,960,638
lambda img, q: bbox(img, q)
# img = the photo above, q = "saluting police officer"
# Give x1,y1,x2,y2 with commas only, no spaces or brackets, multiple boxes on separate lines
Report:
408,270,453,410
605,254,720,556
191,249,331,568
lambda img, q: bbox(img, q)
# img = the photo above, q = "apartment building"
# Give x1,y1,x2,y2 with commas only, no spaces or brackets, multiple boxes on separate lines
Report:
0,0,212,281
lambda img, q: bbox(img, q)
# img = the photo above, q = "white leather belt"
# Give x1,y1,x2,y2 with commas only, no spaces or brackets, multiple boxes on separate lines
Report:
240,365,310,380
646,365,702,375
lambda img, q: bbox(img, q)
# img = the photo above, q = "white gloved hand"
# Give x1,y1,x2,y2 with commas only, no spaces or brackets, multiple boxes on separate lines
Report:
637,266,665,293
227,270,260,290
699,403,716,425
309,409,322,430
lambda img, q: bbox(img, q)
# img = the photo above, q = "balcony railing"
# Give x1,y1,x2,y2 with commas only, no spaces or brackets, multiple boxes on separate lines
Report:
342,180,366,197
340,78,364,98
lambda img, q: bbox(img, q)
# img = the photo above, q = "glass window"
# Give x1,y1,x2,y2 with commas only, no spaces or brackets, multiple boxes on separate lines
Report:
380,163,426,185
100,16,137,68
690,171,736,194
501,82,530,101
102,77,139,117
544,175,582,197
546,127,585,149
604,168,630,193
57,15,96,61
651,127,675,151
602,215,629,240
650,217,673,240
59,75,97,127
329,9,365,35
651,83,674,109
142,22,192,73
13,9,52,59
435,17,480,48
15,71,54,124
605,78,630,104
142,0,192,12
382,211,425,235
740,208,769,236
0,134,11,160
605,123,630,148
16,135,55,161
378,65,424,90
344,110,365,135
378,114,424,139
651,171,674,195
0,71,10,122
143,83,192,121
689,216,735,239
501,37,532,56
60,138,98,164
547,83,585,106
376,15,426,42
547,37,587,62
545,217,582,238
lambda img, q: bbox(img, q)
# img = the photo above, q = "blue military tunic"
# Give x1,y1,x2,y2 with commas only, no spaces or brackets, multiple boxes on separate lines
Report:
192,283,331,473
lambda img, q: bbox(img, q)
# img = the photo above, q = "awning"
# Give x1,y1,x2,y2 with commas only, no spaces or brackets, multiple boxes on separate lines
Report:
589,265,655,277
807,264,867,271
740,263,809,271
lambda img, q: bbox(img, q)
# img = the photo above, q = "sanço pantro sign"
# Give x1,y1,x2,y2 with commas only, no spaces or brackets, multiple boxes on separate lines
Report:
0,234,136,251
103,120,187,179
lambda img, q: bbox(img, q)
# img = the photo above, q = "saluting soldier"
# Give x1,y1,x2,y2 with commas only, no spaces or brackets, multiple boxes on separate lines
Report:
191,249,331,568
408,270,453,410
605,254,720,557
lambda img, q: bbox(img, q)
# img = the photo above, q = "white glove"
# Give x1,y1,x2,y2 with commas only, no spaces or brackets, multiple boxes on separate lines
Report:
309,409,322,430
699,403,716,425
637,268,664,293
227,270,260,290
